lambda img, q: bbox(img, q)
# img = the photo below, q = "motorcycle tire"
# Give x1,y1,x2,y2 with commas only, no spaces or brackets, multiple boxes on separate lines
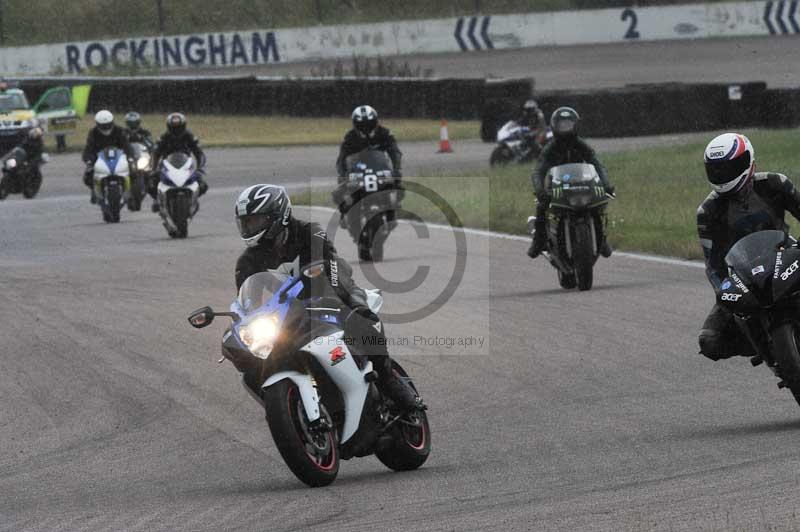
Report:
558,269,577,290
358,222,373,262
128,178,142,212
0,176,8,200
171,196,190,239
572,223,594,291
375,362,431,471
22,172,42,199
263,379,339,487
107,185,121,223
489,146,513,167
769,322,800,407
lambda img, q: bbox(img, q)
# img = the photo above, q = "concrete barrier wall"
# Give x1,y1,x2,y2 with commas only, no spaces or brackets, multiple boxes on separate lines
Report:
1,1,787,75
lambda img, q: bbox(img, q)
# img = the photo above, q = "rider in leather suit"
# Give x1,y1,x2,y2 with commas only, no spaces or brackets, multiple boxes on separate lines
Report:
698,132,800,360
233,184,422,411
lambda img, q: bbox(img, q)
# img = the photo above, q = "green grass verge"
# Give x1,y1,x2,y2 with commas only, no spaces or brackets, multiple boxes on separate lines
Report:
8,0,731,47
56,114,478,150
293,128,800,260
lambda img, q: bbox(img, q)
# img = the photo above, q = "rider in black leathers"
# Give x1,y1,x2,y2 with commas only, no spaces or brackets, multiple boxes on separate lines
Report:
82,110,134,203
518,99,546,131
528,106,614,258
233,184,422,411
124,111,154,149
19,127,45,165
149,112,208,202
334,106,403,225
697,132,800,360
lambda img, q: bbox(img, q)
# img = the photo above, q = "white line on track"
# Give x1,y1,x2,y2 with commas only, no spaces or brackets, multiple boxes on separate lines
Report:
300,205,705,270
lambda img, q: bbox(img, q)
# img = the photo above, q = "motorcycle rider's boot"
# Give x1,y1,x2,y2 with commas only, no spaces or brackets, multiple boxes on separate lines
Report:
198,179,208,196
89,189,97,205
379,373,424,412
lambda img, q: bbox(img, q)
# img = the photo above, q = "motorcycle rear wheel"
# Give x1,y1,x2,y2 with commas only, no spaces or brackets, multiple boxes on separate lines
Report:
489,146,513,167
263,379,339,487
375,363,431,471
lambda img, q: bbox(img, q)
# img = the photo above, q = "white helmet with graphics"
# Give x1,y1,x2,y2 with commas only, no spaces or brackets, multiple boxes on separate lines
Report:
704,133,755,195
235,184,292,248
352,105,378,137
94,110,114,136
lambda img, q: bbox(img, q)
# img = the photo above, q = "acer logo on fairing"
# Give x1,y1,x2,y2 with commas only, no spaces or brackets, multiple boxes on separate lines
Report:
780,260,799,281
721,293,742,302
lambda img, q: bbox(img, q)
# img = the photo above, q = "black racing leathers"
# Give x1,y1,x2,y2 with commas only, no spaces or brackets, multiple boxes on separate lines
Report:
19,136,44,164
336,126,402,179
234,218,392,362
152,129,206,170
531,136,611,196
127,128,154,149
82,125,133,165
697,172,800,360
82,125,133,187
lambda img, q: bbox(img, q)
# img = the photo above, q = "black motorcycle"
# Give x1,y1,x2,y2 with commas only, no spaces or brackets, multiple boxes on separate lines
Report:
0,147,45,200
127,142,151,212
527,163,613,291
334,149,401,262
717,230,800,406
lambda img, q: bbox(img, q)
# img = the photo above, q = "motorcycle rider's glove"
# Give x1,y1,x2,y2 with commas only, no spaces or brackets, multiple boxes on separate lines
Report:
344,305,380,330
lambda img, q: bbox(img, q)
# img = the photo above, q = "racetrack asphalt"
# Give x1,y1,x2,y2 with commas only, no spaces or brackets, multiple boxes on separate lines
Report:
3,140,800,531
197,34,800,91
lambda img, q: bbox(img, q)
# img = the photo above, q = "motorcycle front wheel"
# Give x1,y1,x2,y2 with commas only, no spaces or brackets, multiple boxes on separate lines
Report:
572,223,594,291
770,322,800,407
263,379,339,487
22,170,42,199
0,176,8,200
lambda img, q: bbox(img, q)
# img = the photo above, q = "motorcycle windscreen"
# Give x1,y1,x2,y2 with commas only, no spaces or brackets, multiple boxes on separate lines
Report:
345,149,392,174
547,163,599,187
237,271,292,313
724,230,786,292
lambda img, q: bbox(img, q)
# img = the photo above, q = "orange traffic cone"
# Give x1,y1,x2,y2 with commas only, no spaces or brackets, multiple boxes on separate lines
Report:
437,118,453,153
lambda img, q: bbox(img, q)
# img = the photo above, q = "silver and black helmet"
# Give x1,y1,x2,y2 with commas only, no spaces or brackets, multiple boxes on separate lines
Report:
235,184,292,248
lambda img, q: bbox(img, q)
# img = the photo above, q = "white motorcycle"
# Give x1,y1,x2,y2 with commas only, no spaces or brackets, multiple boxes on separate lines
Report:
188,264,430,487
93,147,129,223
156,152,200,238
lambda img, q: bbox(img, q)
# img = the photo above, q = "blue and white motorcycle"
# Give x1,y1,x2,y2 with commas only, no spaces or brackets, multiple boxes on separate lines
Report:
93,147,129,223
188,265,430,487
157,152,200,238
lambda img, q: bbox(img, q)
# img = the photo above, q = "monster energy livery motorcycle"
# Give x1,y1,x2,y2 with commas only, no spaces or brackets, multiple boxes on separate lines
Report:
717,230,800,407
188,266,430,487
527,163,613,291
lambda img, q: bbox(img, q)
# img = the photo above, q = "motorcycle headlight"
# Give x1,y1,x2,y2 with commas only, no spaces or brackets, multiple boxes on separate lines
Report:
5,159,16,169
239,314,279,359
137,155,150,170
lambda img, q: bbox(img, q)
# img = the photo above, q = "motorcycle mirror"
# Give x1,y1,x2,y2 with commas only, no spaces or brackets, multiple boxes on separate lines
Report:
188,306,215,328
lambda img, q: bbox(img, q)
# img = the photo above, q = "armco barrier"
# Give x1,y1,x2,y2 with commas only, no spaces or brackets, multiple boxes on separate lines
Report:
483,81,773,140
15,76,531,121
